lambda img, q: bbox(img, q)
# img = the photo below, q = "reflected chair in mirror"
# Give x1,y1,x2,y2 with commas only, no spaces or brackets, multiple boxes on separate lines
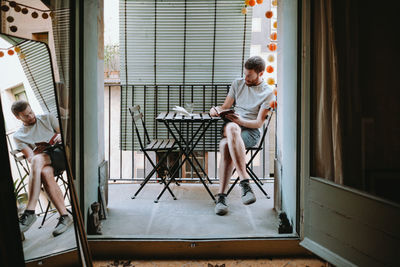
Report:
38,170,71,228
7,132,45,214
226,109,275,198
6,132,71,228
128,105,178,202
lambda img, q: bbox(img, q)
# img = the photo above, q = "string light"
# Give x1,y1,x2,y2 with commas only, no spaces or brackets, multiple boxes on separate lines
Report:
0,46,22,59
265,11,273,18
1,0,53,33
265,0,278,88
268,43,277,51
267,78,275,85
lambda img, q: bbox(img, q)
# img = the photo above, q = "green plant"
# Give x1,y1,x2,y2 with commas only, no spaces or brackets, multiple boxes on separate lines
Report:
14,174,28,203
104,44,119,72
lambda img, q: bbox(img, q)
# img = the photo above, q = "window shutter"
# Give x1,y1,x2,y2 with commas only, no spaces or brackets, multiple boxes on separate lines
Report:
120,0,252,150
17,40,57,116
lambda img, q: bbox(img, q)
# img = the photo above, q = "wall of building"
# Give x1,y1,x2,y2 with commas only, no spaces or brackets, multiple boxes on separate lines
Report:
1,0,60,82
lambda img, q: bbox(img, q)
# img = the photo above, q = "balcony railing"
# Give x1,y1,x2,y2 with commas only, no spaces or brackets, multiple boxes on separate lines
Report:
104,83,274,183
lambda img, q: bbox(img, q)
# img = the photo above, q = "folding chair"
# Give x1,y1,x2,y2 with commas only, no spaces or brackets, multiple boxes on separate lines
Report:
226,109,275,198
7,132,45,215
39,170,71,228
129,105,178,202
7,134,71,228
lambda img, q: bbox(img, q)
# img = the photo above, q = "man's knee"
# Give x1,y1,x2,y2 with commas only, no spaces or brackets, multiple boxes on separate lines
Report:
41,167,54,184
31,154,46,167
225,123,241,139
219,138,228,151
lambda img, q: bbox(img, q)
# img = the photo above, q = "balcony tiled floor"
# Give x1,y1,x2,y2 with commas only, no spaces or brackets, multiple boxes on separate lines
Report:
100,181,278,238
22,212,76,261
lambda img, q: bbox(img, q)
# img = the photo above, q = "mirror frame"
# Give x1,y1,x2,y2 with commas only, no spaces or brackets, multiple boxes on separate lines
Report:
0,32,92,266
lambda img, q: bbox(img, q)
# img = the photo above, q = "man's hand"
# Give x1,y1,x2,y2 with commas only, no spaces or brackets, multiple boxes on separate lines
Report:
33,145,47,155
209,106,220,117
224,113,243,126
53,133,62,144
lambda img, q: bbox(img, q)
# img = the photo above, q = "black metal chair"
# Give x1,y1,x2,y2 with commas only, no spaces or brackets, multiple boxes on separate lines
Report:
129,105,178,202
226,109,275,198
9,148,71,228
38,171,71,228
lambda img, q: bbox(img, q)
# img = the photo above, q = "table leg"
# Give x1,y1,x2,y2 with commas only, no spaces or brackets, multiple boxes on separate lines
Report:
172,121,214,184
158,121,216,202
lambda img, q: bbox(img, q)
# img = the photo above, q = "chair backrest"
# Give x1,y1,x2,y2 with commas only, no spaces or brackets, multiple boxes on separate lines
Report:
6,131,31,174
255,108,275,150
128,105,151,151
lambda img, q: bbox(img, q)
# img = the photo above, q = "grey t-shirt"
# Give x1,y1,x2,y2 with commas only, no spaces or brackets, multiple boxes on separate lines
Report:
13,113,59,151
228,78,275,121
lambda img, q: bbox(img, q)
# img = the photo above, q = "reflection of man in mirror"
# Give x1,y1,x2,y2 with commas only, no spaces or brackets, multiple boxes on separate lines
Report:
11,100,73,236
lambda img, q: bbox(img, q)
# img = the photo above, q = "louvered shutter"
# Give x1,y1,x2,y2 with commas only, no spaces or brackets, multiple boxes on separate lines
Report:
18,40,57,116
120,0,252,150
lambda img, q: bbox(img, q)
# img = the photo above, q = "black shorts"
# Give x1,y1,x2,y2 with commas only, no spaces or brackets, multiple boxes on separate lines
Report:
44,146,66,175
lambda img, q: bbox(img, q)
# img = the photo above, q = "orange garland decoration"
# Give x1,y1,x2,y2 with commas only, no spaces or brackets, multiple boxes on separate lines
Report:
268,43,277,51
265,11,273,18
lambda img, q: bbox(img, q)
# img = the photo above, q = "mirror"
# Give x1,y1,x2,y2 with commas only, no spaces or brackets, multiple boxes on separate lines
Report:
0,34,82,263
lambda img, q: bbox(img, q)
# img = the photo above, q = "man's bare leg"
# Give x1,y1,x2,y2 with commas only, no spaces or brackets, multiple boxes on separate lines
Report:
26,153,51,211
224,123,249,181
224,122,256,205
41,166,68,215
218,138,234,194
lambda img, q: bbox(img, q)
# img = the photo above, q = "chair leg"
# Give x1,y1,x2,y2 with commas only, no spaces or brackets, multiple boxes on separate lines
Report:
225,174,270,199
39,200,51,229
153,150,183,203
247,166,264,185
226,177,240,196
154,175,177,203
132,150,177,200
131,172,153,199
248,171,270,199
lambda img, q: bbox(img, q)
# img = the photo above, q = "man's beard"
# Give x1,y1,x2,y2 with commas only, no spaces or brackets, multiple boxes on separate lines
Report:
26,117,37,125
245,80,258,86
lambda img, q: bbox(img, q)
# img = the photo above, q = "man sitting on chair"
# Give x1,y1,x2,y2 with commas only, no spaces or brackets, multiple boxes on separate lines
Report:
11,100,72,236
209,56,275,215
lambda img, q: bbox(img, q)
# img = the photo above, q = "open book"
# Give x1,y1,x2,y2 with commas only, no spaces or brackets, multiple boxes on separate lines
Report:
33,133,60,153
172,106,196,116
213,107,236,117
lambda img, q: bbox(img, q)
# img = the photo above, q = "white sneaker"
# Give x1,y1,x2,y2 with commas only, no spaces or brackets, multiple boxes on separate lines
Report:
240,180,256,205
53,215,73,237
19,212,37,232
215,194,229,216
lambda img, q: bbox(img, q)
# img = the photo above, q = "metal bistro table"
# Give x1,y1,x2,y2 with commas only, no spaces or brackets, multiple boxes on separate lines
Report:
155,111,220,203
